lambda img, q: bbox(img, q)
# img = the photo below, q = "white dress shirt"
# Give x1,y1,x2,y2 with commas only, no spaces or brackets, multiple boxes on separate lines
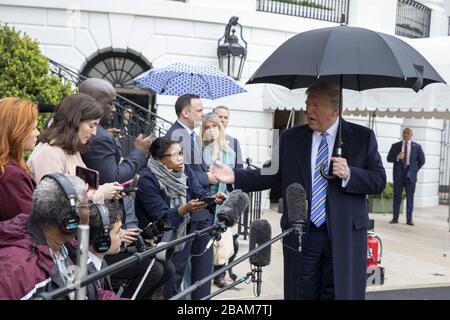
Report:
401,140,411,166
88,250,103,271
176,119,201,150
310,119,350,187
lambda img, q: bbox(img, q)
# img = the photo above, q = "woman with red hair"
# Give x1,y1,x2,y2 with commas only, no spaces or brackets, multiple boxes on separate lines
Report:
0,97,40,221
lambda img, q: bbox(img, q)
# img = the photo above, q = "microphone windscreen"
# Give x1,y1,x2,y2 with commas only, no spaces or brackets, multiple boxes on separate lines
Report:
249,219,271,267
216,189,249,227
286,183,308,224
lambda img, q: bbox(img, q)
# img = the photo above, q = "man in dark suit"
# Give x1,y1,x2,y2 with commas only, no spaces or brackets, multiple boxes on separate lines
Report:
387,128,425,226
165,94,218,299
213,105,244,169
212,81,386,300
79,78,152,185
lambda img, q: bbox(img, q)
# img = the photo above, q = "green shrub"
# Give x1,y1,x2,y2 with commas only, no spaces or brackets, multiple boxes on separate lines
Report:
369,182,405,199
0,23,73,131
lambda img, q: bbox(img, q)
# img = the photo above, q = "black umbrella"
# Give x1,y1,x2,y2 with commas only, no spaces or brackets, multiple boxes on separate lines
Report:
247,25,446,178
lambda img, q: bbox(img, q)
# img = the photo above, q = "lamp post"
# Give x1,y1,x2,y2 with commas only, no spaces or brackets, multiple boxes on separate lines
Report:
217,16,247,80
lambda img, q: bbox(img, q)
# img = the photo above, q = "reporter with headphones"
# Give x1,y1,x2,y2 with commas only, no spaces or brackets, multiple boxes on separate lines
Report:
84,204,125,300
0,173,90,299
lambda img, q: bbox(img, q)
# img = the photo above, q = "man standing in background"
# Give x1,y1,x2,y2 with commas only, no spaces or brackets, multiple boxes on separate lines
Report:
387,128,425,226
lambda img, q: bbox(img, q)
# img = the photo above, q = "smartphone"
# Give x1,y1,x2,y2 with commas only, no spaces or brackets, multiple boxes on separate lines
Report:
75,166,99,190
120,179,133,188
202,196,217,205
122,187,138,194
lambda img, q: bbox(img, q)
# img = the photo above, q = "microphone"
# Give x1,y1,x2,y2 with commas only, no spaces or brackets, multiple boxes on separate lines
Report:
216,189,249,227
285,183,308,252
205,190,248,252
249,219,272,297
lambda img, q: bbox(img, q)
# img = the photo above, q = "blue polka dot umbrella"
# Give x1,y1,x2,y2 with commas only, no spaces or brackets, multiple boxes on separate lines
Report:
134,62,247,100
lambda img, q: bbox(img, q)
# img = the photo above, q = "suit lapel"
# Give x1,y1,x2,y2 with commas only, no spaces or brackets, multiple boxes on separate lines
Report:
334,119,353,159
299,127,312,195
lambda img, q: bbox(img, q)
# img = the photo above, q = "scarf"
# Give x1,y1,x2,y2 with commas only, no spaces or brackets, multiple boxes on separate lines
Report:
147,156,190,252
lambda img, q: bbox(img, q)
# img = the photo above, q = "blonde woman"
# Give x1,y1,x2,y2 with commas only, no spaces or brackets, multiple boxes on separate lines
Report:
202,112,236,195
201,112,236,288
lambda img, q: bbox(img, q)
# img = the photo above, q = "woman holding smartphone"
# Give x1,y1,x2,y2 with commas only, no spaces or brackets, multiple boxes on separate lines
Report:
135,137,224,299
0,98,40,221
27,93,123,203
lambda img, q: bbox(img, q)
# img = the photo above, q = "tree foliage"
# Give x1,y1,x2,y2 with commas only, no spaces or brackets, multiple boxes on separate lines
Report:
0,24,73,130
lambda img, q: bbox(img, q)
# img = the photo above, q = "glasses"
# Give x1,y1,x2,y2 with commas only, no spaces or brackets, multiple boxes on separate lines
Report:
162,150,184,159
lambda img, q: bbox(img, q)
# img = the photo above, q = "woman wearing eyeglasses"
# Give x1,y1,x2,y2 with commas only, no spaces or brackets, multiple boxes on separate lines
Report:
135,136,224,299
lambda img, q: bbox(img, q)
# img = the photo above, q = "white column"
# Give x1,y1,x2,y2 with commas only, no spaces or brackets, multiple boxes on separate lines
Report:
187,0,256,12
347,0,398,34
421,0,448,36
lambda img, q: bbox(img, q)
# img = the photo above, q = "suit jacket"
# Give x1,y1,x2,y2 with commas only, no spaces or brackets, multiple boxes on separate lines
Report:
235,120,386,300
165,121,211,221
387,140,425,183
82,126,147,184
135,165,210,229
225,134,244,169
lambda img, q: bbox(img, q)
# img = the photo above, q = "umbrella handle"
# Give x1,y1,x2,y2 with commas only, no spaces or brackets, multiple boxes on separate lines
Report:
320,163,338,180
320,148,341,180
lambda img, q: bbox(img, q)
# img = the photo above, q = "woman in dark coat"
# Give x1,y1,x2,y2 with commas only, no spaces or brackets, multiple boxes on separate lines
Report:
135,137,224,299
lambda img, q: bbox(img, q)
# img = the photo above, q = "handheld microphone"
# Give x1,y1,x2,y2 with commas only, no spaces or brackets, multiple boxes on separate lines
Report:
249,219,272,297
216,190,249,227
286,183,308,252
202,190,248,253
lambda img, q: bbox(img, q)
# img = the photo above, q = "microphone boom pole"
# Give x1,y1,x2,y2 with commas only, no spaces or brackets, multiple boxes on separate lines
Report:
201,272,253,300
170,228,292,300
37,223,224,300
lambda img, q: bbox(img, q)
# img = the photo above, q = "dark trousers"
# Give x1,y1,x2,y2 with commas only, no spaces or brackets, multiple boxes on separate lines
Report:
298,223,335,300
105,252,174,300
164,218,214,300
393,168,416,223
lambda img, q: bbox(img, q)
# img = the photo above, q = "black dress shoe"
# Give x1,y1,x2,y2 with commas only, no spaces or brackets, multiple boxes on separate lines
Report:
213,276,226,288
389,220,398,224
406,221,415,226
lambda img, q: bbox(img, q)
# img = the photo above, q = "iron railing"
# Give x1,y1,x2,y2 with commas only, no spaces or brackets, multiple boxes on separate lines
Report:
395,0,431,38
256,0,349,24
237,158,263,240
47,59,173,148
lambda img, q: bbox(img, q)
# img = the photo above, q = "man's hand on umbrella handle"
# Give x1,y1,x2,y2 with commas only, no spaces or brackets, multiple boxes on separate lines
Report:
331,157,350,180
210,161,235,184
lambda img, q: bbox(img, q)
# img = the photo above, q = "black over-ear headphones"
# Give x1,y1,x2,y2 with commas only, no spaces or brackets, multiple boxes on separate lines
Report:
41,173,80,234
92,204,111,253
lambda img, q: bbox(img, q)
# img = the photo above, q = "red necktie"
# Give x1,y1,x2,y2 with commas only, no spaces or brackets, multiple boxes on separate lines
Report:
403,141,408,168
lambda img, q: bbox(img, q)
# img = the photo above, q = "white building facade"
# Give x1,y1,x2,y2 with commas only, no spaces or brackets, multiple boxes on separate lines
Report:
1,0,449,208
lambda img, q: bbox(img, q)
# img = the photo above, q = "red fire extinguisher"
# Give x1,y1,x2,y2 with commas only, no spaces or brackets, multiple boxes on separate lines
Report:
367,229,383,268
